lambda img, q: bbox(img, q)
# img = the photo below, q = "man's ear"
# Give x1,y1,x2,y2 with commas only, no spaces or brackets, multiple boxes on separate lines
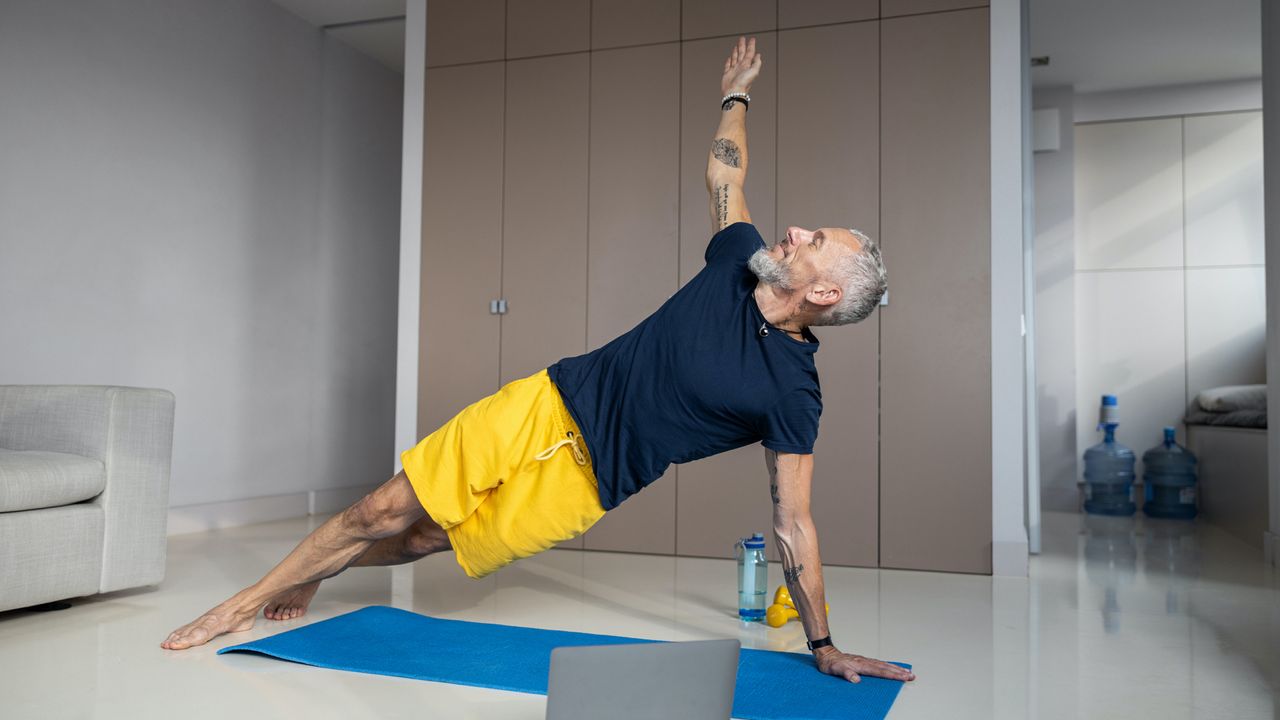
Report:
805,283,841,308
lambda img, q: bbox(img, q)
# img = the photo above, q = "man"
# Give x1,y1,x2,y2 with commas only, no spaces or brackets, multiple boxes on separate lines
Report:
163,37,912,686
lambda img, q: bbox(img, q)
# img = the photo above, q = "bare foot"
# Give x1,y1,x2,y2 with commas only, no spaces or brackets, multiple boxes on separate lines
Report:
263,580,321,621
161,601,257,650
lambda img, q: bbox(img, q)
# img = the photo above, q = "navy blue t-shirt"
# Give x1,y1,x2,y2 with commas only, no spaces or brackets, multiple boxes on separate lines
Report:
548,222,822,510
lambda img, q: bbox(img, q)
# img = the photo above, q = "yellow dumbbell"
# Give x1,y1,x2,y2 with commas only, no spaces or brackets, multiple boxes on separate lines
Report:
766,602,799,627
774,585,829,614
765,585,829,628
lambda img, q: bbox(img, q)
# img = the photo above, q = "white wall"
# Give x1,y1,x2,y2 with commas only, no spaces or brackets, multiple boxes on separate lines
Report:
0,0,402,519
1075,79,1262,123
1262,0,1280,566
395,0,425,475
991,0,1030,576
1032,87,1078,512
1073,111,1265,483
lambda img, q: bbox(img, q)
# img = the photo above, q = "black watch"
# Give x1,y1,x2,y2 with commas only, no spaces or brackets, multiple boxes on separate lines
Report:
806,636,833,651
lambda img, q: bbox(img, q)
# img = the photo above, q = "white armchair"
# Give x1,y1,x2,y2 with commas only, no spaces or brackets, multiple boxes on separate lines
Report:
0,386,175,612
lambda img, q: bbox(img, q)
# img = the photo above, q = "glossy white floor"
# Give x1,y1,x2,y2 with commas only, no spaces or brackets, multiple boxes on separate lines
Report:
2,510,1278,719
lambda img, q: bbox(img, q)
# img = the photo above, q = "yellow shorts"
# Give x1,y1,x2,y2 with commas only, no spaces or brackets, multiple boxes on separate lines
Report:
399,369,606,579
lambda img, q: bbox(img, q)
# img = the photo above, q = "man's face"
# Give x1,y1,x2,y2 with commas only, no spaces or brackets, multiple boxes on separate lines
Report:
758,226,861,288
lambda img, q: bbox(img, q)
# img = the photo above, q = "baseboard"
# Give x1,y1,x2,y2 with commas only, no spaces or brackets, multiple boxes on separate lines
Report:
167,484,379,536
992,539,1030,577
311,485,382,515
1265,531,1280,567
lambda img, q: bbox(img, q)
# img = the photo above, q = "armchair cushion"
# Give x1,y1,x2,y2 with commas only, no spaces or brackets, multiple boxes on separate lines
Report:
0,449,106,512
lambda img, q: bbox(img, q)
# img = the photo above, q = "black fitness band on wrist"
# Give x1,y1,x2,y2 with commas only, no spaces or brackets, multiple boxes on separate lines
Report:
807,636,833,651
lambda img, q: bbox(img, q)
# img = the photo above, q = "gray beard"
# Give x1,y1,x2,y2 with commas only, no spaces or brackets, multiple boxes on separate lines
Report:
747,246,795,290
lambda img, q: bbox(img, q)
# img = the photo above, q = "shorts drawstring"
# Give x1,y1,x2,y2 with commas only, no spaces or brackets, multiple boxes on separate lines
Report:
535,431,587,466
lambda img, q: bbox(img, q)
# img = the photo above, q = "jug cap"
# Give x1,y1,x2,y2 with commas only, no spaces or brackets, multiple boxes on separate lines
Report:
743,533,765,549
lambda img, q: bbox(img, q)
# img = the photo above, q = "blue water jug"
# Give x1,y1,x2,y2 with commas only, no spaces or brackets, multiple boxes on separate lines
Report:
735,533,768,622
1083,395,1136,516
1142,427,1198,520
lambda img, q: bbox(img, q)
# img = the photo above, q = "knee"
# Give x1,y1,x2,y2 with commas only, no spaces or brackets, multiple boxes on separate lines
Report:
403,522,450,556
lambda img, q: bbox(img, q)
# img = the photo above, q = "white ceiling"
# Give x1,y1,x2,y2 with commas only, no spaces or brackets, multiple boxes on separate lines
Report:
271,0,406,73
1029,0,1261,93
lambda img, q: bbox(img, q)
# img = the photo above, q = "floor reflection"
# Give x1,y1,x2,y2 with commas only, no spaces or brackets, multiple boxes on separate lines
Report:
1,510,1277,719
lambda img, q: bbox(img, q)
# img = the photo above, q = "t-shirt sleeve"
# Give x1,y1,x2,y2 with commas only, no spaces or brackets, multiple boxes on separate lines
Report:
705,222,766,268
760,386,822,455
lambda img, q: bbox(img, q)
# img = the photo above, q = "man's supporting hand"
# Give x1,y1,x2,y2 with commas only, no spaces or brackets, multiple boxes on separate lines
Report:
814,646,917,684
766,450,918,685
722,36,762,96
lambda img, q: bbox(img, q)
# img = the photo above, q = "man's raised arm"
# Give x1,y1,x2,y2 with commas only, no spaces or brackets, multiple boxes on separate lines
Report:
765,449,917,684
706,37,761,232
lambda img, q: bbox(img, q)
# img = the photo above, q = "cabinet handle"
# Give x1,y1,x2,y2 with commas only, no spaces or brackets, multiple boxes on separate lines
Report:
489,299,508,315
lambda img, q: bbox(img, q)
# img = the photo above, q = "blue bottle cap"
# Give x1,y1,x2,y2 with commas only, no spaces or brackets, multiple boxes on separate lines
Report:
1164,427,1176,442
1101,395,1118,406
743,533,766,549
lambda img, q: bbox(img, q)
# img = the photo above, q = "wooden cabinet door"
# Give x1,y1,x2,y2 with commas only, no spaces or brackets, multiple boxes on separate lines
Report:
500,53,591,386
501,53,591,547
419,64,505,438
879,9,992,574
676,33,778,560
776,21,880,568
579,44,681,555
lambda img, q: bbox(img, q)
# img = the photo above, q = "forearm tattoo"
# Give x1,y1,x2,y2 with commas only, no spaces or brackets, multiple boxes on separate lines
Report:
770,481,780,505
711,138,742,168
784,563,805,584
714,184,729,229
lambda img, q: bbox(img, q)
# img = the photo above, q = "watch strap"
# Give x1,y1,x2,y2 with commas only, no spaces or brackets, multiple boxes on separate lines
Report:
806,635,833,651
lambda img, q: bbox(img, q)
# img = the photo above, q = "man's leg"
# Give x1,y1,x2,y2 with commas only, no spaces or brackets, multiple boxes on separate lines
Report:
161,470,427,650
262,514,451,620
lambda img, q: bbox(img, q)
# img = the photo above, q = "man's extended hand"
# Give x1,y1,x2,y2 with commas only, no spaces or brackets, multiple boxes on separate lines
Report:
814,646,917,684
721,36,762,95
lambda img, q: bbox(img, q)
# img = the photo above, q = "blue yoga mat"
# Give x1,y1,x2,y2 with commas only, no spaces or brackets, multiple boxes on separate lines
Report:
219,606,910,720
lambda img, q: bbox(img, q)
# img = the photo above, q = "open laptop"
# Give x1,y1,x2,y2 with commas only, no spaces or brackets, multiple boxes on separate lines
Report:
546,639,740,720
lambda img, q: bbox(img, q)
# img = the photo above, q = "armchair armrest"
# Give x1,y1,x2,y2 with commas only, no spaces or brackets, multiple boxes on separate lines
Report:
0,386,175,591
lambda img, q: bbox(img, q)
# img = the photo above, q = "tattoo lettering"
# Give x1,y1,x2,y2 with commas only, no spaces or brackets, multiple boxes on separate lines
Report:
711,138,742,168
714,184,730,229
784,564,805,584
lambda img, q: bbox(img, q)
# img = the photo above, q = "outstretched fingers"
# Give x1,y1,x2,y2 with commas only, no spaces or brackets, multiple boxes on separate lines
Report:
856,658,916,683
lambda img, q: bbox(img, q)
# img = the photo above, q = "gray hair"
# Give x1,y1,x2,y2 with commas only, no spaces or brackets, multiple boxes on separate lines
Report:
810,228,887,327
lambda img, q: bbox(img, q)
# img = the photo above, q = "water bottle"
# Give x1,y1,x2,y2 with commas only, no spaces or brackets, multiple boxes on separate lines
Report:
1083,395,1136,516
735,533,768,622
1142,427,1198,520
